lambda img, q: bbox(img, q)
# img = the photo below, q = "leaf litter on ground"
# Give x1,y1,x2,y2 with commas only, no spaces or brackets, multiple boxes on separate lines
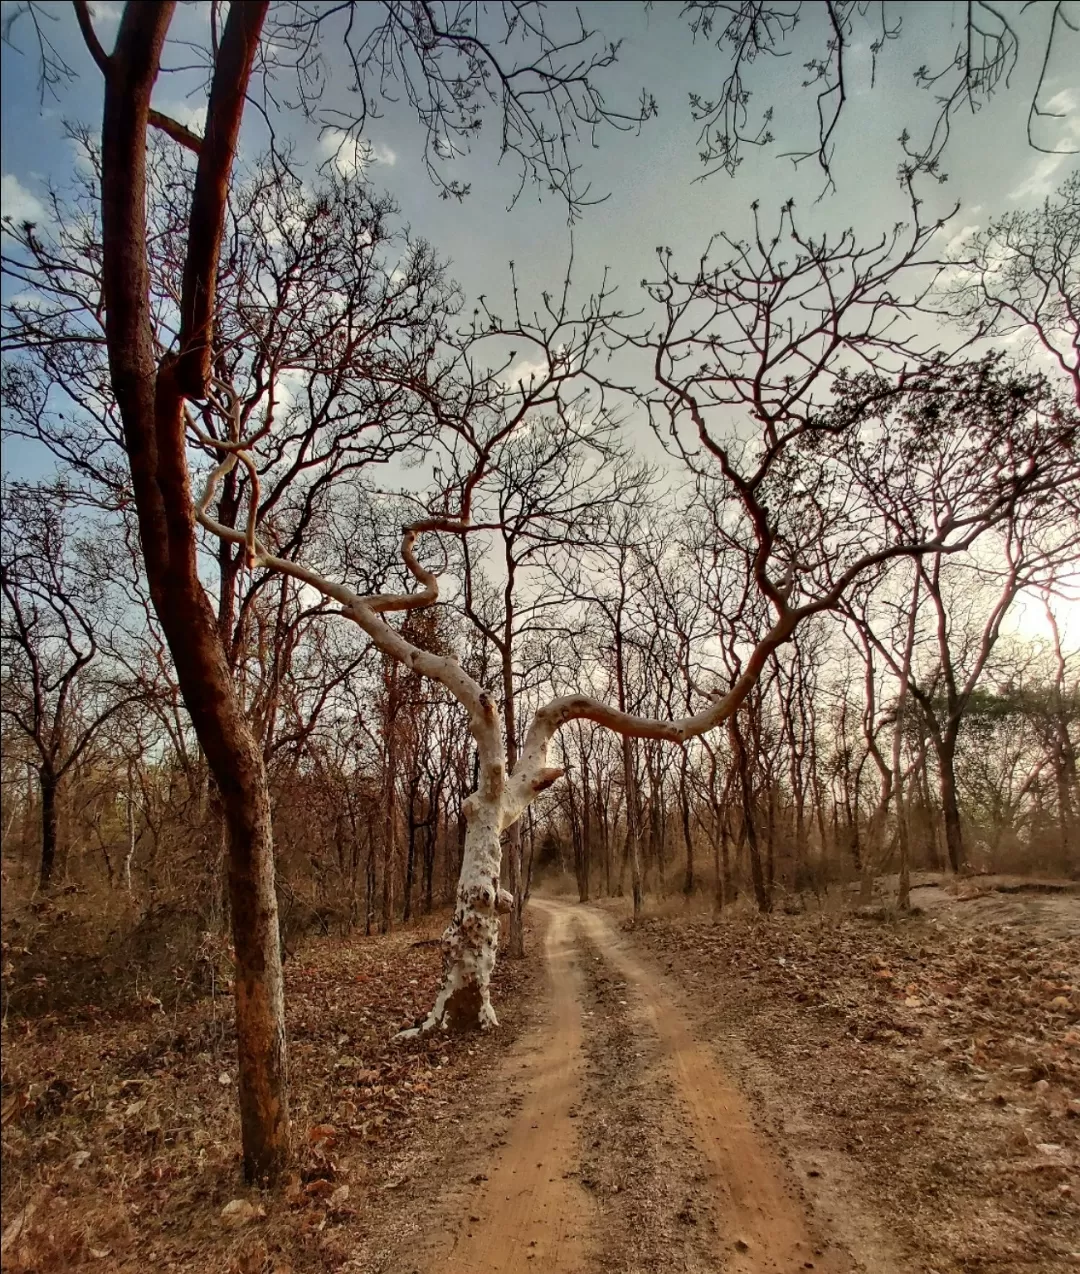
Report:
1,910,538,1273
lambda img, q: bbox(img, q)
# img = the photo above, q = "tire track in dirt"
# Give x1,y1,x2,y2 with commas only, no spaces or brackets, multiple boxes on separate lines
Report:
427,902,595,1273
426,898,878,1272
576,932,725,1272
570,902,856,1274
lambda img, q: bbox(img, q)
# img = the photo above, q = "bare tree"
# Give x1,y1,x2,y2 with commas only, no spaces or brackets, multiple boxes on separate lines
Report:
3,0,653,1182
940,171,1080,408
190,216,1075,1031
459,415,645,949
833,358,1080,873
675,2,1078,192
0,483,136,888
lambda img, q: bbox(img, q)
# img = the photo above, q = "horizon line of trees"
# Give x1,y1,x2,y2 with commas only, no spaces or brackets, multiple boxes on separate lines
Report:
4,472,1077,928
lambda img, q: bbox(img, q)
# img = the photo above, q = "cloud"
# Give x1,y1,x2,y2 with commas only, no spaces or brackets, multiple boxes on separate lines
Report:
65,129,101,177
272,368,309,414
87,1,122,23
0,173,47,226
945,223,980,255
1045,88,1078,116
1009,152,1073,201
1008,89,1080,201
497,348,575,394
318,128,397,178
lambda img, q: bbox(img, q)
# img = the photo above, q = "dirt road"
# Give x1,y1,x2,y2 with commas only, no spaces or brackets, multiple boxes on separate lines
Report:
432,902,596,1274
426,899,872,1273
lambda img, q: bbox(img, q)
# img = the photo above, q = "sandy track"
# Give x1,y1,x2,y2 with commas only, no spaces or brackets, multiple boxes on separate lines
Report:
430,903,595,1273
427,898,860,1272
571,903,852,1274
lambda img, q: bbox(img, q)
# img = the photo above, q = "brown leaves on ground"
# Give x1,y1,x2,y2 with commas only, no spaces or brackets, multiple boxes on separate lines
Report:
1,912,537,1274
625,885,1080,1273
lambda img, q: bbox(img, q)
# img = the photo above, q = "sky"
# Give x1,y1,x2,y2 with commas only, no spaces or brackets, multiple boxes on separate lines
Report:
1,0,1078,645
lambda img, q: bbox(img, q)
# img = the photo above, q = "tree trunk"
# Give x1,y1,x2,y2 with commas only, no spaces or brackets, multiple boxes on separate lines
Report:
403,808,417,924
565,749,587,901
406,787,510,1034
622,736,643,917
381,660,399,934
894,573,919,910
598,768,612,896
792,787,807,890
524,805,537,903
365,829,376,936
720,810,734,907
580,757,592,902
502,644,525,958
744,805,771,913
712,818,723,913
123,770,137,892
765,782,776,895
896,793,912,909
224,771,288,1182
859,786,890,904
38,766,58,890
348,818,362,930
730,716,771,913
505,820,525,954
916,744,941,869
100,1,286,1184
422,791,437,914
936,734,964,873
680,750,695,895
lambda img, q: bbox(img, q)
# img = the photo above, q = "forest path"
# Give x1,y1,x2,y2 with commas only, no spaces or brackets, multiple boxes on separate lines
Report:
428,900,596,1273
426,899,863,1273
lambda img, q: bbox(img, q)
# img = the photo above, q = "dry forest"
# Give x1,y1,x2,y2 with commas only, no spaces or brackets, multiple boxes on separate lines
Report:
1,3,1078,1273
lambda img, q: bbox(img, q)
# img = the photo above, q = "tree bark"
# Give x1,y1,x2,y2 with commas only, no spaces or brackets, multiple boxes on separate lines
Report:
622,736,644,916
403,798,417,924
730,715,771,913
381,658,399,934
405,757,513,1033
123,764,137,892
38,766,58,890
894,572,919,910
502,637,525,957
565,743,586,901
99,0,286,1184
936,733,965,873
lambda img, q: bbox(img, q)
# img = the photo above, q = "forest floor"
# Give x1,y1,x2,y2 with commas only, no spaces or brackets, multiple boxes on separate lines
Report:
2,878,1078,1273
590,879,1080,1274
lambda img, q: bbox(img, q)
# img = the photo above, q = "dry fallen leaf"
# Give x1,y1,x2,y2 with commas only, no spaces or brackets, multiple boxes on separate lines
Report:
308,1123,338,1147
220,1199,263,1228
0,1200,37,1255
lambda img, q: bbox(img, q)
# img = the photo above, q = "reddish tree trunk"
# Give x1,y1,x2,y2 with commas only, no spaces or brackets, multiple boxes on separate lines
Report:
98,1,287,1184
